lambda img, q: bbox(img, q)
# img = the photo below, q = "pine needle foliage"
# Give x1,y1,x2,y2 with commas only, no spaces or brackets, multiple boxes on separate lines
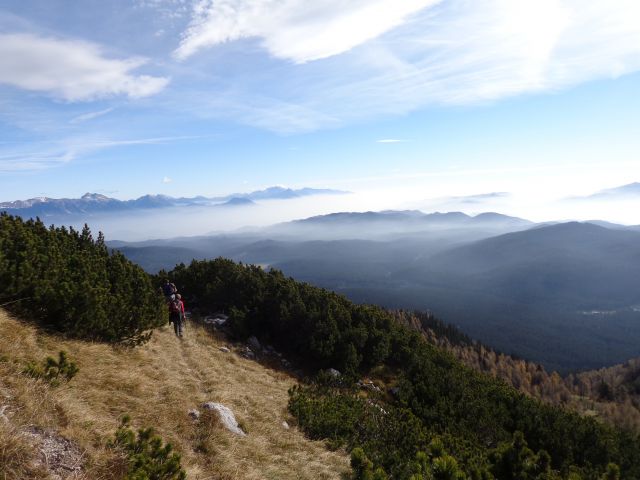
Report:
109,415,186,480
24,350,78,386
0,214,164,344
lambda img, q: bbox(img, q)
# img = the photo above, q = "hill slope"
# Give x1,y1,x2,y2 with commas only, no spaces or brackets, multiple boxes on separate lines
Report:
389,222,640,371
394,310,640,432
0,309,348,480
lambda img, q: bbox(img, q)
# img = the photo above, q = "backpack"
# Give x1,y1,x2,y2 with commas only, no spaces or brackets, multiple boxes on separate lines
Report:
169,299,180,313
170,299,184,321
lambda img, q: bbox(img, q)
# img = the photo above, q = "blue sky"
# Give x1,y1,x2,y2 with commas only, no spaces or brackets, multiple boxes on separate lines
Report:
1,0,640,223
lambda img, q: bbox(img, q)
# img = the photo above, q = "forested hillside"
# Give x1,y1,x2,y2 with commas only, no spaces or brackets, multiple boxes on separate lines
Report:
394,310,640,432
391,222,640,372
166,258,640,479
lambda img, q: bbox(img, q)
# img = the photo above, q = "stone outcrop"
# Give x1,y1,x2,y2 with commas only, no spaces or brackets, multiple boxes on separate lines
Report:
201,402,246,436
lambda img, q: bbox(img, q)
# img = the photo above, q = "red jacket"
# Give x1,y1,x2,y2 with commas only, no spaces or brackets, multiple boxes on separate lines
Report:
169,299,185,315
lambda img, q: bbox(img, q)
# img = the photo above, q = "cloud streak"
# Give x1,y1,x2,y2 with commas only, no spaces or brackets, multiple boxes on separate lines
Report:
69,107,115,124
173,0,640,132
0,33,169,101
174,0,439,62
0,135,200,172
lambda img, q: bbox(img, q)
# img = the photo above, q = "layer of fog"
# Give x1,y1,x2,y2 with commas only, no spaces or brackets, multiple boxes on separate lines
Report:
49,193,382,241
42,190,640,242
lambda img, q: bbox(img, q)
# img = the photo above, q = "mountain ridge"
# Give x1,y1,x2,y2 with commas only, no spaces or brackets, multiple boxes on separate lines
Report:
0,186,347,217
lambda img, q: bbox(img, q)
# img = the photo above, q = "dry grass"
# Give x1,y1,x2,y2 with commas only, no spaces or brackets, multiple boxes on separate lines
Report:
0,422,50,480
0,309,349,479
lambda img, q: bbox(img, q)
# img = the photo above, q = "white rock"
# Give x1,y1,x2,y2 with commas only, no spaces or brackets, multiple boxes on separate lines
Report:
188,409,200,420
204,314,228,327
201,402,246,436
219,347,230,353
327,368,341,378
282,420,289,430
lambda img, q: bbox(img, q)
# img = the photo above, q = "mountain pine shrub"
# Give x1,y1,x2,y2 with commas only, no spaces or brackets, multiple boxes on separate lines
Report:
351,447,388,480
24,350,78,386
108,415,186,480
0,214,164,344
601,464,621,480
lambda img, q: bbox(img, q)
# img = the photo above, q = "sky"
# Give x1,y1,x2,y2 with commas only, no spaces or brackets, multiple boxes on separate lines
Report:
1,0,640,226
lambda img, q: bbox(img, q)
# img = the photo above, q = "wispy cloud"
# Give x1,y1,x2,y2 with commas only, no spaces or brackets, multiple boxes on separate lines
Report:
0,33,169,101
446,192,511,204
566,182,640,200
66,135,198,149
173,0,640,132
0,148,76,172
69,107,115,124
0,135,200,172
162,176,173,184
174,0,439,62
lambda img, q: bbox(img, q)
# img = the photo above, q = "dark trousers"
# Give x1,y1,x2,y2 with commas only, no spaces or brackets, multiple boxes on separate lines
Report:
170,312,184,337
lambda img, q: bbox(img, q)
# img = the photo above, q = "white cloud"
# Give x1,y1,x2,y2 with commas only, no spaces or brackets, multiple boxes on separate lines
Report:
174,0,439,62
0,136,198,172
0,33,169,101
371,0,640,106
69,107,115,124
338,0,640,109
173,0,640,132
162,176,173,183
0,148,75,172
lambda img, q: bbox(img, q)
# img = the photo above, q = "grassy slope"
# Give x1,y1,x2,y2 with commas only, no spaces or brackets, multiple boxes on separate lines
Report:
0,309,349,480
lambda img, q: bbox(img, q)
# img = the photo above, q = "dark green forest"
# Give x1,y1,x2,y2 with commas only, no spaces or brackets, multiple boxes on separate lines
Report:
0,214,164,344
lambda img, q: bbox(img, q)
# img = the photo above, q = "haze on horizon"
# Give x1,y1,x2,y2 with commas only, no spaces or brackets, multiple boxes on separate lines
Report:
1,0,639,232
11,185,636,242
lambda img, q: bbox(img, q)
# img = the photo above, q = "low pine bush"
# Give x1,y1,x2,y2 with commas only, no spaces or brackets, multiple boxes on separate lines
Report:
108,415,186,480
0,214,165,344
24,350,78,386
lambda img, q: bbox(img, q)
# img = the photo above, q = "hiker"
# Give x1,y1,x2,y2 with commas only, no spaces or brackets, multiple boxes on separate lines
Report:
162,279,177,301
169,294,186,338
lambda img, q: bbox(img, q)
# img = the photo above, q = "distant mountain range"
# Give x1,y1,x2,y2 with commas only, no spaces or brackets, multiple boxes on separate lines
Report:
265,210,534,239
0,186,348,218
292,210,531,227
